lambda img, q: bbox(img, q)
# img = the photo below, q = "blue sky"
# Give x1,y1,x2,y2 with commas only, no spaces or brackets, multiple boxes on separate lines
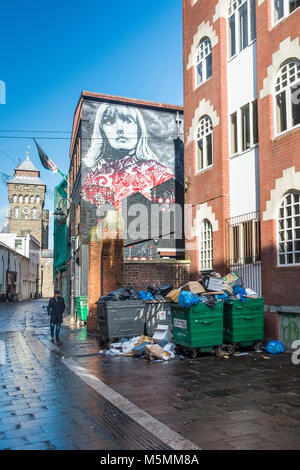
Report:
0,0,183,245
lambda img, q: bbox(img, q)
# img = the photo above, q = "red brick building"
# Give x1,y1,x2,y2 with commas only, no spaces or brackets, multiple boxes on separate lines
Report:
183,0,300,345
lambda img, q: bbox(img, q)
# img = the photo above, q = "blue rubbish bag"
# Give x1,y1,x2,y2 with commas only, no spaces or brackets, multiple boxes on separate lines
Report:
178,291,200,308
265,340,285,355
138,291,154,300
233,286,247,304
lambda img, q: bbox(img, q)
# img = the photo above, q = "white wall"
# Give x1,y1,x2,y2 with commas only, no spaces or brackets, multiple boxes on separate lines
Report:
227,42,260,217
228,42,257,114
229,147,260,217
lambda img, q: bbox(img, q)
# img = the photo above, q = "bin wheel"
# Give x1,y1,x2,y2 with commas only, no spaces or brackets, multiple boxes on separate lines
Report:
190,349,198,359
227,344,236,354
175,345,184,355
254,341,263,351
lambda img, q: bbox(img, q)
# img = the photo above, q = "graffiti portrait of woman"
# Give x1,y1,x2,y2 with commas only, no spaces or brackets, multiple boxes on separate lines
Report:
82,103,174,210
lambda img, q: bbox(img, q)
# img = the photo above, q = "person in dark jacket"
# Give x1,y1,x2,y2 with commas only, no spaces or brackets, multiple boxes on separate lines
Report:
47,289,65,339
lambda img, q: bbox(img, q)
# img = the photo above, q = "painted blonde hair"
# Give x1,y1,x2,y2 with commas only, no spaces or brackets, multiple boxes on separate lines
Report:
83,103,158,168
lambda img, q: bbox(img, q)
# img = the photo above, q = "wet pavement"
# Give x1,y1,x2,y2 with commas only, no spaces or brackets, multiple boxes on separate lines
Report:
0,299,300,450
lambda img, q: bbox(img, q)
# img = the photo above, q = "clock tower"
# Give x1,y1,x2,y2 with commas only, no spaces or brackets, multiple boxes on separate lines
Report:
7,152,49,249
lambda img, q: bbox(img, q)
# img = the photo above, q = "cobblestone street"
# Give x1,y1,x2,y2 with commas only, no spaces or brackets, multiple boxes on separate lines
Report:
0,299,300,450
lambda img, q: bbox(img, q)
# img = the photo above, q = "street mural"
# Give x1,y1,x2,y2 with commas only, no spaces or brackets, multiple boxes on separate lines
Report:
80,100,184,260
82,102,179,210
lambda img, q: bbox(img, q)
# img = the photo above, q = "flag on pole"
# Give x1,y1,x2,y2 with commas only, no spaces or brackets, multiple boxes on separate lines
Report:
33,138,59,175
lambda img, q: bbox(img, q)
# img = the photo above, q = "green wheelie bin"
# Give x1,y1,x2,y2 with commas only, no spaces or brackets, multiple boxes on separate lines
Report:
76,296,88,323
223,298,264,352
171,301,223,358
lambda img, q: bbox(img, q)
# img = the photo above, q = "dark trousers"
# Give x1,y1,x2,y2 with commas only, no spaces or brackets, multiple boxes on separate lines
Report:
50,323,61,338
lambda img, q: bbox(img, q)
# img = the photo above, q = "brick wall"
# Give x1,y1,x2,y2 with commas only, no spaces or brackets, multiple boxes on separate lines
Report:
183,0,230,276
123,260,190,291
87,228,124,332
256,2,300,338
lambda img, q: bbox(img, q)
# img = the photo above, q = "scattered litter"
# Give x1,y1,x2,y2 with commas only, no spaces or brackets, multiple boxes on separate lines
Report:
262,355,271,360
99,333,177,362
233,352,249,357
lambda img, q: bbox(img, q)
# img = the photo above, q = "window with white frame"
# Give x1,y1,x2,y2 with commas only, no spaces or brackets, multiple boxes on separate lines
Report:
196,116,213,172
275,61,300,135
200,220,213,271
228,0,256,58
278,192,300,265
195,38,212,87
230,100,258,155
273,0,300,24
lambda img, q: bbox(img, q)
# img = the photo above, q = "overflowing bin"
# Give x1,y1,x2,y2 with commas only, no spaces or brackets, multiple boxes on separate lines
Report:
97,300,145,345
75,296,88,322
171,302,223,358
223,298,264,351
144,300,172,336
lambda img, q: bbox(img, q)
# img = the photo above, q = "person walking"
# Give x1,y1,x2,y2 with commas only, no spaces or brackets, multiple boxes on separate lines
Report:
47,289,65,339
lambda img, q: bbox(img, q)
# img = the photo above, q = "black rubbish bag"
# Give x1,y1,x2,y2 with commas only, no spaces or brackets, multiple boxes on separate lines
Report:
125,286,140,300
154,284,174,297
206,296,217,308
105,288,131,301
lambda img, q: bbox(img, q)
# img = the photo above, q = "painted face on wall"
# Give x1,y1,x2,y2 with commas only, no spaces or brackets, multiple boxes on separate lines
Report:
102,111,138,153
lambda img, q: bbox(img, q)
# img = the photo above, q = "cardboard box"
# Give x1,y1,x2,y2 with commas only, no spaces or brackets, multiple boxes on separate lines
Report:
152,324,172,344
165,289,180,303
145,344,171,361
181,281,206,294
204,277,224,292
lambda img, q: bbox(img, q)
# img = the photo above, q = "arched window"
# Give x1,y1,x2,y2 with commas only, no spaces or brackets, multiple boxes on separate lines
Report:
275,60,300,134
196,116,213,172
18,195,23,203
228,0,256,58
278,192,300,265
273,0,300,24
24,195,29,203
36,196,40,204
14,207,20,219
196,38,212,87
13,195,17,203
30,196,35,203
200,220,213,271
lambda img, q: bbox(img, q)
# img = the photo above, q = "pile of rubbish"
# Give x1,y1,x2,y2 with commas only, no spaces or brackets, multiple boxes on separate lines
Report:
99,284,173,302
99,326,177,362
97,271,257,308
166,271,258,308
